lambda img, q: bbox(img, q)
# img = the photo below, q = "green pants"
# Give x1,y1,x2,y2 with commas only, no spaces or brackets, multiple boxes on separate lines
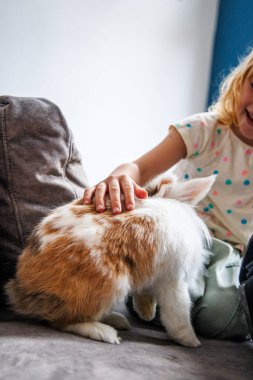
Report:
191,238,249,340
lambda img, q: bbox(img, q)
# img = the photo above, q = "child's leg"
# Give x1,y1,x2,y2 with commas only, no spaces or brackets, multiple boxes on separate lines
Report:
239,235,253,338
192,238,249,340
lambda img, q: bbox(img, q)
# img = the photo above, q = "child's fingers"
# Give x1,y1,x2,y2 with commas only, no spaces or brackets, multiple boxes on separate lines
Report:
95,182,107,212
83,176,147,214
134,184,148,199
121,176,135,211
108,177,122,214
83,186,96,204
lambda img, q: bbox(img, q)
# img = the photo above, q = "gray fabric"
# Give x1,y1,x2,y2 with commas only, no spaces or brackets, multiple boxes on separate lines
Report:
0,303,253,380
0,96,88,304
192,238,249,340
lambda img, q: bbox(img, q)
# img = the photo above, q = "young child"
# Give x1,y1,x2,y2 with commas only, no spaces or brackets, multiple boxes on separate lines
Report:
83,50,253,341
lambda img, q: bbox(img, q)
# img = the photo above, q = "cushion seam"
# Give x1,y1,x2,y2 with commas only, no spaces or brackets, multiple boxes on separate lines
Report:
62,132,78,199
1,106,24,246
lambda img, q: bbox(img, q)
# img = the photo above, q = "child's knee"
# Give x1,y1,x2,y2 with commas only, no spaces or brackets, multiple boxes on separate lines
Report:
193,301,224,338
193,299,249,341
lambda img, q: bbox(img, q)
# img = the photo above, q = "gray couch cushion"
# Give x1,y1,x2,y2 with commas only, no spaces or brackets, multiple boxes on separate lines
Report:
1,303,253,380
0,96,88,305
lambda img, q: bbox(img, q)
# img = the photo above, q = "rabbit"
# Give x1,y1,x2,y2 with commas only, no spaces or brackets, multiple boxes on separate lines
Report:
5,174,215,347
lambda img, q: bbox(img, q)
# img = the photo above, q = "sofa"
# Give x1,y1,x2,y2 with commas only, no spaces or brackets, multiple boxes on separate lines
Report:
0,96,252,380
1,303,253,380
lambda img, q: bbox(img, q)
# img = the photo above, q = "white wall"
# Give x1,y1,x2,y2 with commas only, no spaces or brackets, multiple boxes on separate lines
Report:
0,0,218,185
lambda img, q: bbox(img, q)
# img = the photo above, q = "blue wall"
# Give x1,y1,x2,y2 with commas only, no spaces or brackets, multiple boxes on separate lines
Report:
207,0,253,108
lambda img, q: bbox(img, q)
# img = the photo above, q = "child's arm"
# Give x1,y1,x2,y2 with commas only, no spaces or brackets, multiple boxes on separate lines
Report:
83,127,187,213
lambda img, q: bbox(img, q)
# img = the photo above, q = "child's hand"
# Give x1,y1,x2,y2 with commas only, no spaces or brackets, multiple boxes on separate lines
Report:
83,175,148,214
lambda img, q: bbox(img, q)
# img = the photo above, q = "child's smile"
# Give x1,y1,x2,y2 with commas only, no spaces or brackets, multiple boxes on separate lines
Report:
235,77,253,145
245,108,253,125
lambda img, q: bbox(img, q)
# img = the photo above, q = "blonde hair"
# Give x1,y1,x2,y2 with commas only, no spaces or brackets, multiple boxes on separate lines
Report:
210,49,253,127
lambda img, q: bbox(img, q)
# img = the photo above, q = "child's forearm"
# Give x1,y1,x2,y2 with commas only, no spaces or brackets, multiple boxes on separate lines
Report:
83,127,186,213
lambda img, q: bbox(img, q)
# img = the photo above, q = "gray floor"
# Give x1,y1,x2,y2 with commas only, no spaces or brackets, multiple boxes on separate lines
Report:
0,304,253,380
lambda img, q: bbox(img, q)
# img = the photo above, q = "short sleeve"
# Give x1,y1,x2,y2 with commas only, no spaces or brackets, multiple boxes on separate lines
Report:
169,112,218,159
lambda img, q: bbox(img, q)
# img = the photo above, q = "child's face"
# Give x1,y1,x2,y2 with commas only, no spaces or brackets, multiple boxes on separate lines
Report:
235,75,253,145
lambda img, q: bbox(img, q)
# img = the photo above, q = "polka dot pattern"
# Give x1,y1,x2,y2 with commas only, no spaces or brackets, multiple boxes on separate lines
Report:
173,112,253,245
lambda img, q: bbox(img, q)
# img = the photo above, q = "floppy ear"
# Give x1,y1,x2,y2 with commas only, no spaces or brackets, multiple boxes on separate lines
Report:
161,175,216,205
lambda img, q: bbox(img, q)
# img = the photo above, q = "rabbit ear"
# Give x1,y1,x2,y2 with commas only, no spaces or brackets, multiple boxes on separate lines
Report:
161,175,217,205
156,175,177,198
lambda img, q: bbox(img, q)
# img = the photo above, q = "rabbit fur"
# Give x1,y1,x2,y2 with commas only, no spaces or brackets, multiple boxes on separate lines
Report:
5,174,215,347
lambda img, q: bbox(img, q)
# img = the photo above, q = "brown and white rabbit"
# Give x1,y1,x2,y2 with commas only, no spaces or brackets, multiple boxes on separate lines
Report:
5,174,215,347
